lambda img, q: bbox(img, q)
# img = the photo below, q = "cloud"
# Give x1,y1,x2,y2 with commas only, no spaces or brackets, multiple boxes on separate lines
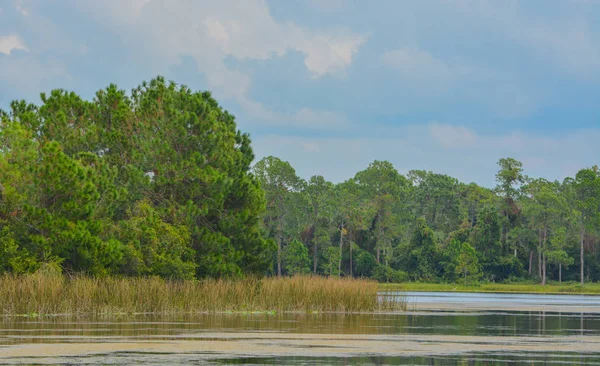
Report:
71,0,364,127
202,15,365,78
14,0,30,16
300,33,365,77
0,34,28,55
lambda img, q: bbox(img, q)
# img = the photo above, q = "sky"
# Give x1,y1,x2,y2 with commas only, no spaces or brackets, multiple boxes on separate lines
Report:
1,0,599,187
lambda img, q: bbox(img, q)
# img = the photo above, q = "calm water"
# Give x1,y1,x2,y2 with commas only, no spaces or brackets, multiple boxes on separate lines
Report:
1,291,600,365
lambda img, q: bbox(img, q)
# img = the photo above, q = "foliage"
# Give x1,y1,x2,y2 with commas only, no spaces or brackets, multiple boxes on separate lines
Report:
282,239,311,275
373,265,408,283
0,77,272,278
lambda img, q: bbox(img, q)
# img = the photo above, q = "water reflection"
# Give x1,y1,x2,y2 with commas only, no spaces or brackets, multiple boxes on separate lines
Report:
1,309,599,345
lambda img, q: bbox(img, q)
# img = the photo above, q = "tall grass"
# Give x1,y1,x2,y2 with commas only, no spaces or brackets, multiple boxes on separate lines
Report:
0,272,405,316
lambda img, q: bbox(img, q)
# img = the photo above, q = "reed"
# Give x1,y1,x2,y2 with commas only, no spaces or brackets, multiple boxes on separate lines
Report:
0,273,405,316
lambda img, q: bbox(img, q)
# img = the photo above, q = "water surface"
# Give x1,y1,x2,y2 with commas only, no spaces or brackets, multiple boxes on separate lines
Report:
2,291,600,365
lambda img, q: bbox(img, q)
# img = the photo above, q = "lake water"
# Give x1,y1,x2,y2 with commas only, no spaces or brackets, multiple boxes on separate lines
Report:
2,291,600,365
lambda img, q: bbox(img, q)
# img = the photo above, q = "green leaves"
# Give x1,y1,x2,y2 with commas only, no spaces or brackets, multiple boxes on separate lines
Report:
282,239,311,275
0,76,271,278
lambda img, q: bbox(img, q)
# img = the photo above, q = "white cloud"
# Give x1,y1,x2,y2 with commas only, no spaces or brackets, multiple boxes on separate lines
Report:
201,15,364,78
0,34,28,55
73,0,364,126
301,33,365,77
14,0,30,16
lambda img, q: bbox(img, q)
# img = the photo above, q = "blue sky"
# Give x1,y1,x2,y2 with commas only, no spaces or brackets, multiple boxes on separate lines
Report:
1,0,599,187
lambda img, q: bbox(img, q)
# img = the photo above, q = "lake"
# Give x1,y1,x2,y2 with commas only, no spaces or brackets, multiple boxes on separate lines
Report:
1,291,600,365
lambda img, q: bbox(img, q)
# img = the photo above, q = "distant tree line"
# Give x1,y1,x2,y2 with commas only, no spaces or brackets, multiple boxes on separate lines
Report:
1,78,599,284
254,156,600,285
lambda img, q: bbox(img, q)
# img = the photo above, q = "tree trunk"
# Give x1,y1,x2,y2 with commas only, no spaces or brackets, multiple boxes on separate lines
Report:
542,253,547,286
338,226,344,276
538,230,542,279
349,241,353,277
313,241,318,274
559,263,562,284
277,236,282,277
528,250,533,275
514,248,517,257
580,226,585,286
542,227,547,286
376,247,380,264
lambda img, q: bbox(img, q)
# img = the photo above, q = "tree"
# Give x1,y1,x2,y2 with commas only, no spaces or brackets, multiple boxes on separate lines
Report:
472,205,503,279
409,170,461,235
354,248,378,278
117,200,196,279
404,218,438,281
546,227,574,283
321,246,341,276
454,241,481,285
304,175,334,274
523,179,567,285
253,156,303,276
495,158,525,255
1,77,274,278
574,168,600,285
282,239,311,275
330,181,360,276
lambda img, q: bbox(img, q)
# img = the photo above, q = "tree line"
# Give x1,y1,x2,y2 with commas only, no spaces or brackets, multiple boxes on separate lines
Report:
254,156,600,285
1,78,599,284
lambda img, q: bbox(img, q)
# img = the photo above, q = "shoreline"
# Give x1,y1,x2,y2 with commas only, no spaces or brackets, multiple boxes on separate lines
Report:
380,283,600,295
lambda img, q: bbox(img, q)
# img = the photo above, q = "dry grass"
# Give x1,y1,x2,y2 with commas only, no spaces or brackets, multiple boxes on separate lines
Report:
0,272,405,316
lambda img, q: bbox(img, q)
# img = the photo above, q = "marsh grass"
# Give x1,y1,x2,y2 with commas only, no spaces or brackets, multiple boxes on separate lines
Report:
0,273,405,316
380,282,600,295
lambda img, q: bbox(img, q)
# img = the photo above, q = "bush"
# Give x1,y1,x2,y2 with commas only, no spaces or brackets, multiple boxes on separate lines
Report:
354,250,377,278
373,265,408,283
283,240,311,275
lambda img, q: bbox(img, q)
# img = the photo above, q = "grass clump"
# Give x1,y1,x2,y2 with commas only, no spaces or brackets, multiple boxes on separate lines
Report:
0,272,405,316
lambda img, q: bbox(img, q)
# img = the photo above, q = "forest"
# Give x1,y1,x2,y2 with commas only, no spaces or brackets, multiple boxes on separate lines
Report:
1,77,599,285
